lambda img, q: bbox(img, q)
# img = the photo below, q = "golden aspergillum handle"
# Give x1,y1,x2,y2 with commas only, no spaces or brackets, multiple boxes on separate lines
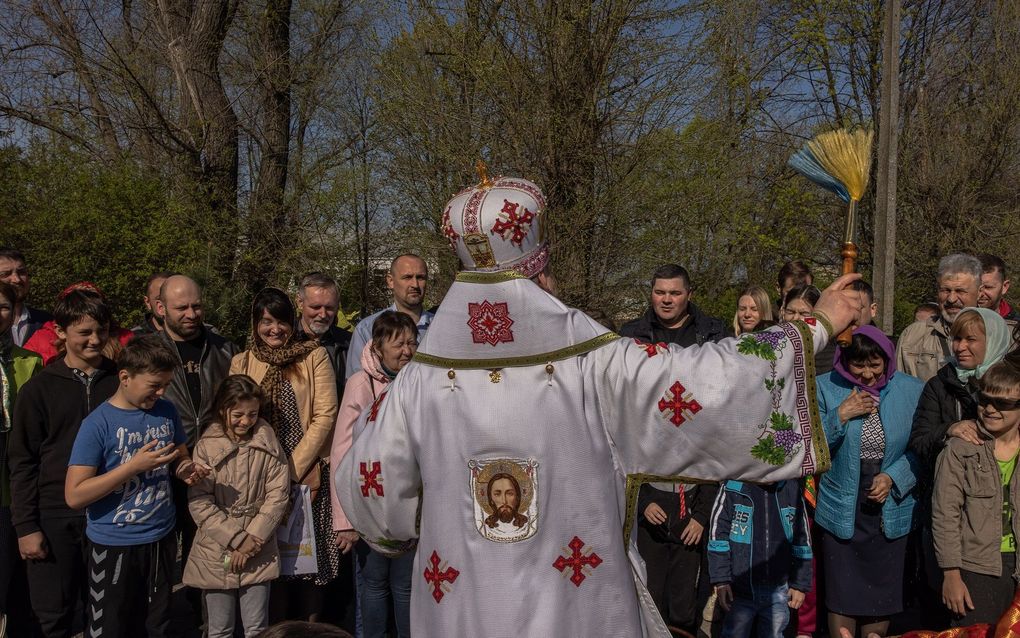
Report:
836,241,858,347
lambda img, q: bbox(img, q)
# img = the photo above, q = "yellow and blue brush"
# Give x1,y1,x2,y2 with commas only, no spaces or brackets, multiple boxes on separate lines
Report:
788,129,874,344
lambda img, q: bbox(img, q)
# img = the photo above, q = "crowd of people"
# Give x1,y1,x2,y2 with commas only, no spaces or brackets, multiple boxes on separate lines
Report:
0,227,1019,638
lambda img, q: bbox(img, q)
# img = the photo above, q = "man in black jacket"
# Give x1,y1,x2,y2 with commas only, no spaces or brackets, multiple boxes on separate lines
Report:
155,275,238,446
620,263,731,347
0,248,52,346
620,264,727,634
296,272,352,402
154,274,237,619
9,291,119,637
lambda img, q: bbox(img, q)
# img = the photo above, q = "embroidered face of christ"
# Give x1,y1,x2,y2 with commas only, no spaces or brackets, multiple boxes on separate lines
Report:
485,474,528,529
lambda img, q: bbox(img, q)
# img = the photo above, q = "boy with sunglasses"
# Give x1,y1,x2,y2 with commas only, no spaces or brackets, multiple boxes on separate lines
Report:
933,361,1020,626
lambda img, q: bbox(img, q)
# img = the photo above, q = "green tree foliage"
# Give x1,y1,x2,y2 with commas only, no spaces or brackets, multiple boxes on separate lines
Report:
0,142,208,332
0,0,1017,336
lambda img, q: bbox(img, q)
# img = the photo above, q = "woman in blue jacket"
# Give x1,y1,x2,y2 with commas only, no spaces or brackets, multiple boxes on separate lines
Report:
815,325,923,638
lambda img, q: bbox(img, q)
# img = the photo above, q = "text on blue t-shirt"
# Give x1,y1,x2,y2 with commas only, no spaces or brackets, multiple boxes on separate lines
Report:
68,398,186,546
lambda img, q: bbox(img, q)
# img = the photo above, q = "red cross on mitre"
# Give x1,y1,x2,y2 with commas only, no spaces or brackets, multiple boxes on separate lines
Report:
423,550,460,603
466,300,515,346
658,381,702,427
553,536,602,587
368,390,388,422
359,461,384,497
489,199,536,248
441,206,459,250
634,339,667,358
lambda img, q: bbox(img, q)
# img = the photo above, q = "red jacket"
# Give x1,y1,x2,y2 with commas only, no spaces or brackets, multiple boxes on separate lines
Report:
23,320,134,366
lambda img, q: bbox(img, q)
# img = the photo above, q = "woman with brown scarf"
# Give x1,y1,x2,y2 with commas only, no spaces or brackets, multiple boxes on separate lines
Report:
229,288,339,622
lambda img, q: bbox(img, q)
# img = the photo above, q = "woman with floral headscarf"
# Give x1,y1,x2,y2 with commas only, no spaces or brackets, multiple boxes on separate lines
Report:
911,308,1012,490
816,325,924,638
229,288,339,622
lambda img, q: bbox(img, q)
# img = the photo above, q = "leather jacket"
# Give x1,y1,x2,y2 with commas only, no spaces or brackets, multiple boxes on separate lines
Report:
159,327,239,447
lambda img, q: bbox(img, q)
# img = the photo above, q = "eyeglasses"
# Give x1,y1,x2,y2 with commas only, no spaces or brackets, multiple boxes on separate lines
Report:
978,392,1020,413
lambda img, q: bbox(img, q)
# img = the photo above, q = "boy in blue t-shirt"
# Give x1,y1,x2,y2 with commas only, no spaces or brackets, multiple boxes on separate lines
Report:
66,335,209,638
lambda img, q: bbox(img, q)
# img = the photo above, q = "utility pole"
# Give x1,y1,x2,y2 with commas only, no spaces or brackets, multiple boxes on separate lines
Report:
874,0,900,334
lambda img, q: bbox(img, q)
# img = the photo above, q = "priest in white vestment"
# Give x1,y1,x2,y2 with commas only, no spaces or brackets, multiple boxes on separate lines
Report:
336,174,864,637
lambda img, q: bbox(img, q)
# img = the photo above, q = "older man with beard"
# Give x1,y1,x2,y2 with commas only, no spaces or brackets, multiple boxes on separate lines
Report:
896,254,983,381
0,248,52,346
296,272,352,401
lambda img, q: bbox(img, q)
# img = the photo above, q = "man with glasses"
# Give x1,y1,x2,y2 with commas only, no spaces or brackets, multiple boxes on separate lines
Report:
0,248,51,346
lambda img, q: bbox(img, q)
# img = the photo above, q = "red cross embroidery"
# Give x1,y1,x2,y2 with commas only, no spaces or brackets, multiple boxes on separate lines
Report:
359,461,384,497
634,339,667,357
658,381,702,427
803,317,817,326
441,206,459,249
368,391,387,422
553,536,602,587
466,300,514,346
423,550,460,603
490,199,535,248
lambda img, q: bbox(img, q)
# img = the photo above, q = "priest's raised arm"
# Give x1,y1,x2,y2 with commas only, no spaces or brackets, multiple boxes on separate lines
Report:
594,319,833,484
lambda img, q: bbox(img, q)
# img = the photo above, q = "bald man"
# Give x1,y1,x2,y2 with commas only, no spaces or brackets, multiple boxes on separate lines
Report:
155,275,238,445
153,275,237,621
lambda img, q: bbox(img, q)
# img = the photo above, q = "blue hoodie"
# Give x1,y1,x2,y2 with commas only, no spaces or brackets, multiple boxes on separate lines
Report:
707,479,812,598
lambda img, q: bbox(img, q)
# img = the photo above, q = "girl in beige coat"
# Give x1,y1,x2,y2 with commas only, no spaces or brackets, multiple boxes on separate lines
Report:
183,375,290,638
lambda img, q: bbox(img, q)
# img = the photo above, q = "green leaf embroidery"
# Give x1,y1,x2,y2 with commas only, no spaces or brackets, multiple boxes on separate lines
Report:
770,411,794,431
751,436,787,466
737,336,777,362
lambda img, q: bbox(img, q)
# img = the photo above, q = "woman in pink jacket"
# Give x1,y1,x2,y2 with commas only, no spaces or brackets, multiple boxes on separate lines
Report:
330,311,418,638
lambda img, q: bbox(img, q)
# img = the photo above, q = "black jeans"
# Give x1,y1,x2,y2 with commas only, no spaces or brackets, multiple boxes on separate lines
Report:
86,533,176,638
638,520,705,630
24,515,87,638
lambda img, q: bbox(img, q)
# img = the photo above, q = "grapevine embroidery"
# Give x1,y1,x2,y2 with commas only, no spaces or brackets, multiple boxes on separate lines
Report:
737,331,801,466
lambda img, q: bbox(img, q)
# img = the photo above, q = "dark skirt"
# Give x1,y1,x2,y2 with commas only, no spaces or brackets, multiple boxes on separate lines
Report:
822,459,908,616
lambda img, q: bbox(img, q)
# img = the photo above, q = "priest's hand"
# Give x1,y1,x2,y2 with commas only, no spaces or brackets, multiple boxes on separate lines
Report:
813,273,865,336
643,503,667,525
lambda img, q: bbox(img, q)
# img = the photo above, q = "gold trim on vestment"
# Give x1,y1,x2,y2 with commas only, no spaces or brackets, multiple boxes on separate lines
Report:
455,270,529,284
622,474,719,543
413,333,621,369
794,320,830,474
